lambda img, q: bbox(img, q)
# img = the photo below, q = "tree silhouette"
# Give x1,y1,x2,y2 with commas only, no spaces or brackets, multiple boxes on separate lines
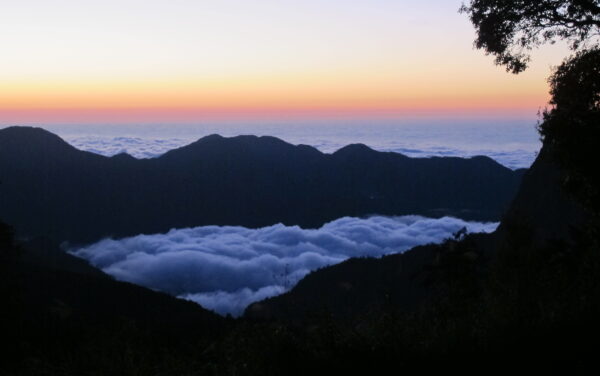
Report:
463,1,600,213
540,49,600,212
460,0,600,73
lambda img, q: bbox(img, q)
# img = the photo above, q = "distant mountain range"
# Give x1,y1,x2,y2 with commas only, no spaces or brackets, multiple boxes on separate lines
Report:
0,126,524,244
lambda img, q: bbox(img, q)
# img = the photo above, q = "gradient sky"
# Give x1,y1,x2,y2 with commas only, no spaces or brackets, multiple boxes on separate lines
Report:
0,0,571,124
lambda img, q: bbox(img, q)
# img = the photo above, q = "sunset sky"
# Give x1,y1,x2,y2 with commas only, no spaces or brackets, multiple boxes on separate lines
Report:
0,0,571,124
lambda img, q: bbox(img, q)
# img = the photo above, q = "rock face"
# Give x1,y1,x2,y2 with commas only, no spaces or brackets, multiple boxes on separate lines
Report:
0,126,524,244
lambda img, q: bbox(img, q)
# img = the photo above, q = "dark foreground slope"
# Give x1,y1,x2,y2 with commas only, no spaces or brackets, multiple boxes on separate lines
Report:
0,221,225,375
245,234,495,321
0,126,524,244
237,144,599,374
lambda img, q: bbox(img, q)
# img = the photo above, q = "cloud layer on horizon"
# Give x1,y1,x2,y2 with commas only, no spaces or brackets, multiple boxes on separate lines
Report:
71,216,498,316
64,135,535,169
66,135,189,159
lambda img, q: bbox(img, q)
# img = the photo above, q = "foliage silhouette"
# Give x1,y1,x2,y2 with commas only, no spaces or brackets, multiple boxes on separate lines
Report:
539,48,600,214
461,0,600,73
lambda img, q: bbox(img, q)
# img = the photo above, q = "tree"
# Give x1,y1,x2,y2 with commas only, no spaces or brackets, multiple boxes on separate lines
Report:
463,3,600,350
460,0,600,73
462,0,600,213
541,49,600,212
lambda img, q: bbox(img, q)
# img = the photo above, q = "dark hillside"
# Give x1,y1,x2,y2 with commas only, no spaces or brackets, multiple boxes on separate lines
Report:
0,126,524,244
0,220,226,374
244,143,588,322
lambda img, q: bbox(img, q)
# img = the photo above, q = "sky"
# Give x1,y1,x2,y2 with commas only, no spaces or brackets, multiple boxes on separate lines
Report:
0,0,571,124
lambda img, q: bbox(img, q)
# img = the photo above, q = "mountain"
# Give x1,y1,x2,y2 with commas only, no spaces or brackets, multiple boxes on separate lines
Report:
19,240,223,329
0,220,225,374
245,233,494,321
244,144,587,321
245,243,439,321
1,129,594,374
237,140,600,370
0,126,524,244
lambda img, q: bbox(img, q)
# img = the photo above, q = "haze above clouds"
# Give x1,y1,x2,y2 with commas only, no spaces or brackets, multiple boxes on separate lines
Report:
63,130,538,169
71,216,498,316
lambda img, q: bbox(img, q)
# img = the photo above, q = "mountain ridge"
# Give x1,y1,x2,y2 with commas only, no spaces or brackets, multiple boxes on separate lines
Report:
0,126,519,168
244,144,586,321
0,126,524,244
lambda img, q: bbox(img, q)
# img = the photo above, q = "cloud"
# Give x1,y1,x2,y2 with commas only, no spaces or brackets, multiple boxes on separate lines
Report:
65,135,190,159
390,146,536,170
70,216,498,316
63,134,535,169
179,286,286,318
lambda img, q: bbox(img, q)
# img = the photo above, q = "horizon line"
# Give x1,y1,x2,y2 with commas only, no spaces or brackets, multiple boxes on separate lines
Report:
0,106,542,125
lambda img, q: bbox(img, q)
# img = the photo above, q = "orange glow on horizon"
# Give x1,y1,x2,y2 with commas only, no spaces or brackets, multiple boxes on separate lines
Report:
0,1,566,125
0,104,542,125
0,74,550,124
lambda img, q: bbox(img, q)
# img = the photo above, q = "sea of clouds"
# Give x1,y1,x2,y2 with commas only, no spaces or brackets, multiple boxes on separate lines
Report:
54,120,541,169
65,135,189,159
65,134,536,169
71,216,498,316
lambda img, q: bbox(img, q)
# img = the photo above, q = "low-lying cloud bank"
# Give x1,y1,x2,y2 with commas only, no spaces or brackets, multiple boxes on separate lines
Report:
65,135,189,159
71,216,498,316
64,135,535,169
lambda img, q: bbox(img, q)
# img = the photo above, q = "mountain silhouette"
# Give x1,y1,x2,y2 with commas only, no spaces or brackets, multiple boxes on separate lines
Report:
244,144,586,321
0,126,524,244
0,219,225,374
